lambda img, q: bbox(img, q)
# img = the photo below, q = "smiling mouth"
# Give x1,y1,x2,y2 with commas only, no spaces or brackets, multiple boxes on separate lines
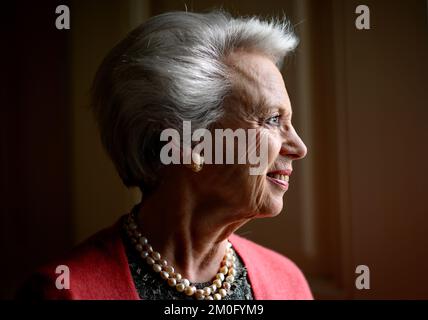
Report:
266,172,290,190
267,173,289,182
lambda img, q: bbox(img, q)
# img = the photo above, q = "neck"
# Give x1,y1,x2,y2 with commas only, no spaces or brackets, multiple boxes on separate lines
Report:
134,177,248,283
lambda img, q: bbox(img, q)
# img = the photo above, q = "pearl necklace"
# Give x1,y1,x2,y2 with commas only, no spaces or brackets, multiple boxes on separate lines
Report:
124,213,237,300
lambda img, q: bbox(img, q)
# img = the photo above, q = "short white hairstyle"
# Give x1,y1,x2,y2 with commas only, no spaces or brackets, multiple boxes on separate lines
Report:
92,10,298,192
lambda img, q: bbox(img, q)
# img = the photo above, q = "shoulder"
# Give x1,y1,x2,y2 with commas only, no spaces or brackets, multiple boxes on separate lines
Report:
17,218,138,300
230,233,313,300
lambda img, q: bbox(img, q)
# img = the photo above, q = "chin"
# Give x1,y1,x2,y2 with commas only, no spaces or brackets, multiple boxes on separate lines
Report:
268,199,284,217
256,196,284,218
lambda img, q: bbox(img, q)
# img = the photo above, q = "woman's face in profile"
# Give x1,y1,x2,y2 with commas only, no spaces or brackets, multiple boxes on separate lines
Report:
191,51,307,220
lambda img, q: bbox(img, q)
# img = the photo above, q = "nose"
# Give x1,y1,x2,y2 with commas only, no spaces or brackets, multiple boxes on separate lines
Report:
279,126,307,160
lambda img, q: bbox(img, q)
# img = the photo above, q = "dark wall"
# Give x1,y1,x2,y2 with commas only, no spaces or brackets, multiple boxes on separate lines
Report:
0,1,72,299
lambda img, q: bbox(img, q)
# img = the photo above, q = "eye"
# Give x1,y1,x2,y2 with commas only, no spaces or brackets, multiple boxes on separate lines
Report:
266,114,281,126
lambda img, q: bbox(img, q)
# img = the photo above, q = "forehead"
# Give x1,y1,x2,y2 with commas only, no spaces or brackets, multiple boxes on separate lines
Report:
225,50,291,115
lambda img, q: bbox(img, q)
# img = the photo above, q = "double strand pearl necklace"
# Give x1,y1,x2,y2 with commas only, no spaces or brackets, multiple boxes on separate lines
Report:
124,213,237,300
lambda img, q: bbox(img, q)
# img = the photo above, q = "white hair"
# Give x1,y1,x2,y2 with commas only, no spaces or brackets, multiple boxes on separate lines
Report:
92,10,298,191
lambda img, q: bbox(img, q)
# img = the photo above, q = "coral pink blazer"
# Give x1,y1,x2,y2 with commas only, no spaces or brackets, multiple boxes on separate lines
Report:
18,217,313,300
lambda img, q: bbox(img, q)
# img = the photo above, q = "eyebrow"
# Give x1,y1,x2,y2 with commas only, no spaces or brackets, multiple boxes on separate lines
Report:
264,103,292,118
238,90,292,119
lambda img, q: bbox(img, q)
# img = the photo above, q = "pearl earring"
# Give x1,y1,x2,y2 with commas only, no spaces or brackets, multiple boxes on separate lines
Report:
190,153,204,173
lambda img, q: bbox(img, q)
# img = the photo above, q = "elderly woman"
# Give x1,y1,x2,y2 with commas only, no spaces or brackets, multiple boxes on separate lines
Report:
19,10,311,300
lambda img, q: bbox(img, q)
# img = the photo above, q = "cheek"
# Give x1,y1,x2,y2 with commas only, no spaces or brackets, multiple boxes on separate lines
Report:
254,133,285,214
243,131,282,191
196,129,283,213
266,131,282,167
240,138,282,212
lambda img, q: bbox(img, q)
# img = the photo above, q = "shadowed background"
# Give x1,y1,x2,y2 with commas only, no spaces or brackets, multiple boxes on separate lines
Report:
1,0,427,299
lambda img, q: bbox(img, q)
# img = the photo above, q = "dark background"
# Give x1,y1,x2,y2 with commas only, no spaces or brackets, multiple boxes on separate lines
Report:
1,0,428,299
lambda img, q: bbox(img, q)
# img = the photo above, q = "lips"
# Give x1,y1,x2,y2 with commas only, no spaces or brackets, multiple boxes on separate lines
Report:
266,169,292,190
